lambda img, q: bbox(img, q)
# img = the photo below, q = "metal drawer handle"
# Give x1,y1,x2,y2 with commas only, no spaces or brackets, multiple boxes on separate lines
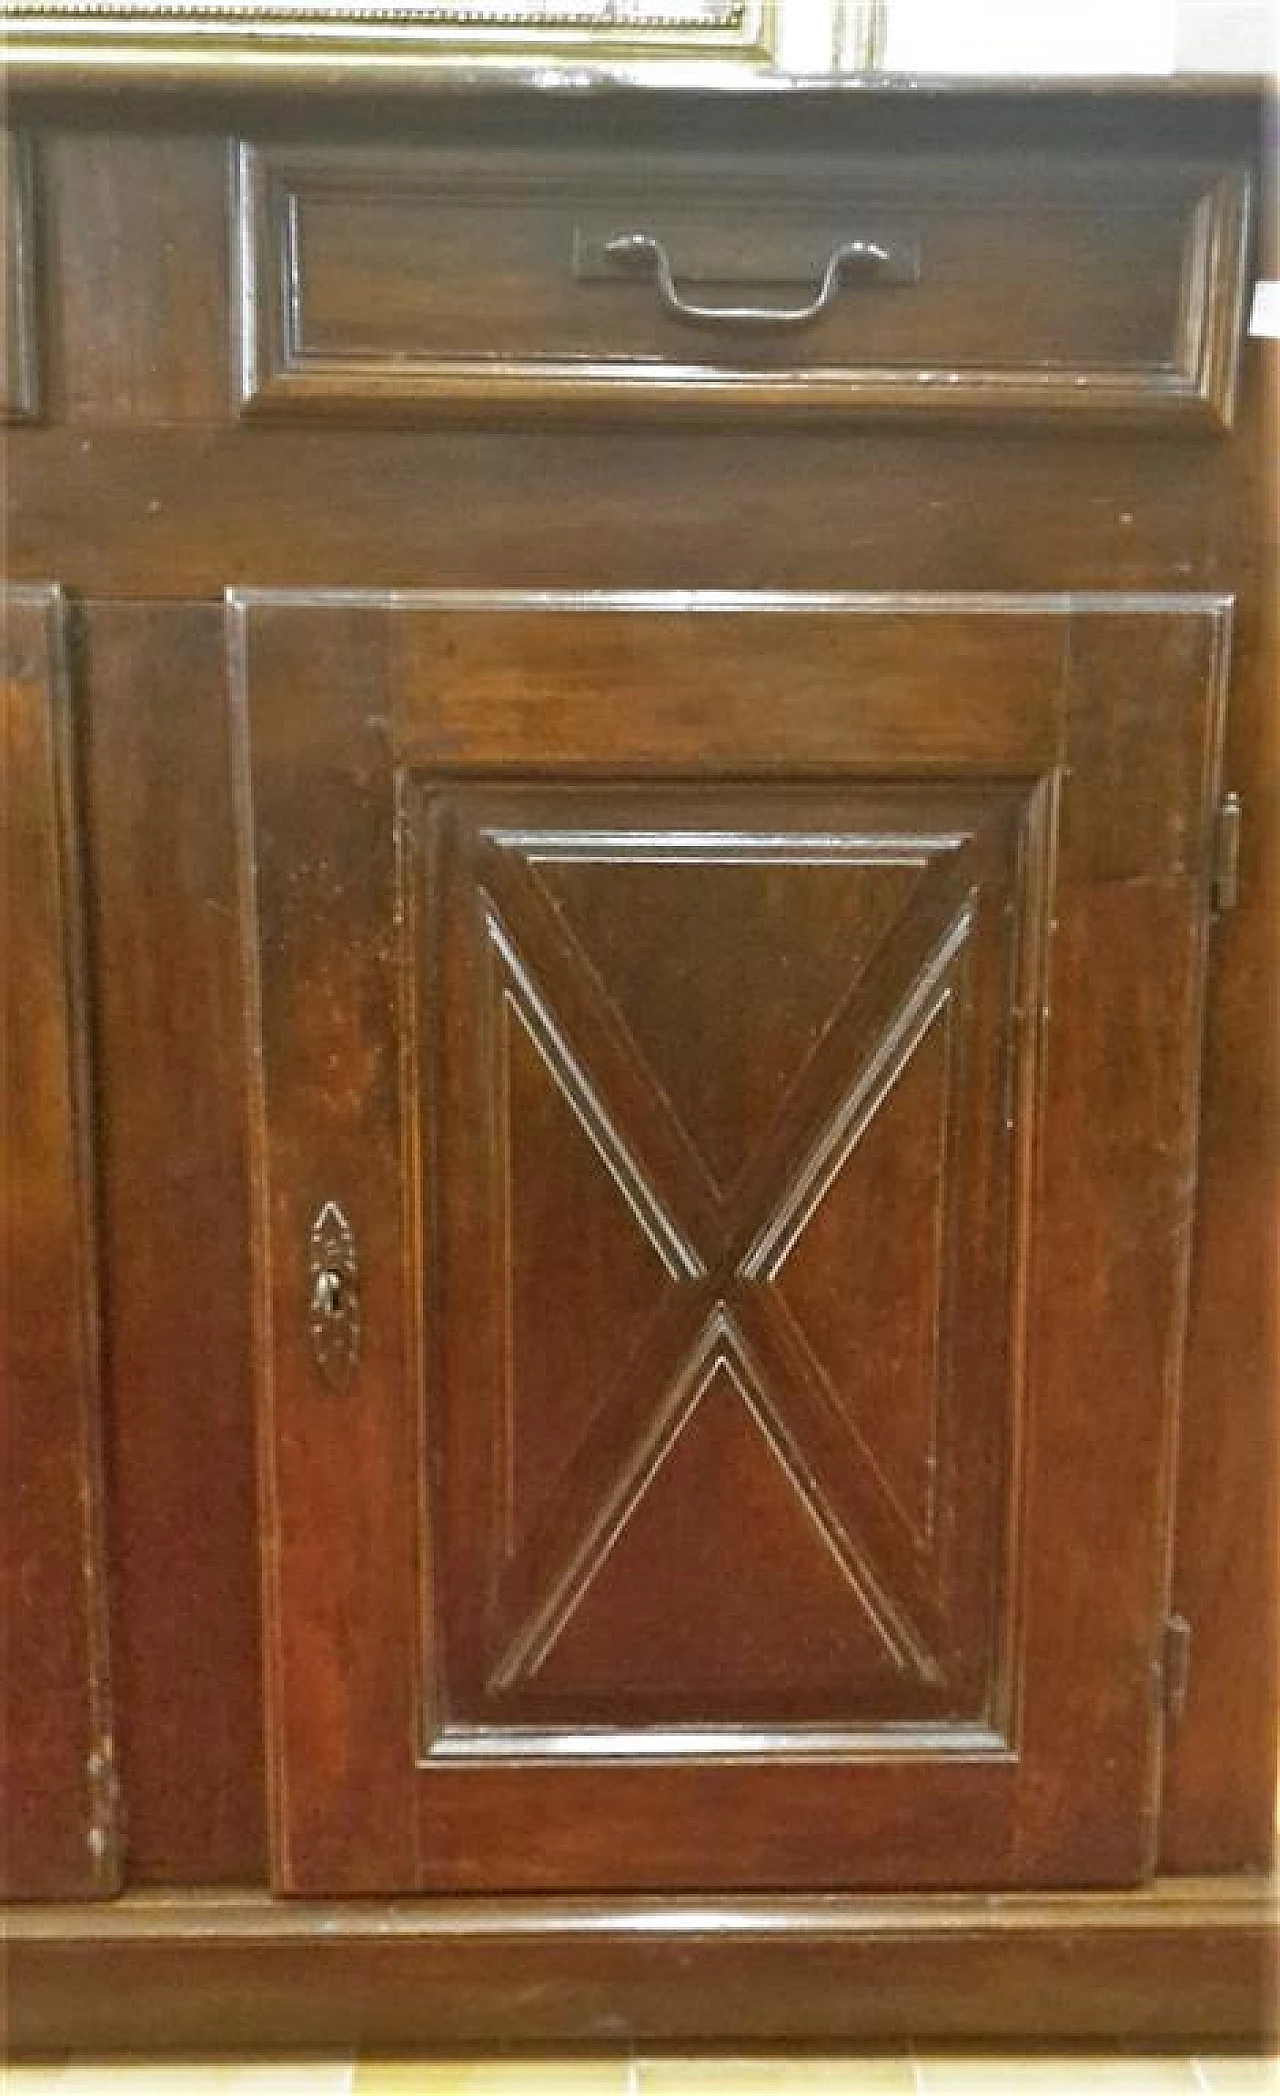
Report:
600,232,902,334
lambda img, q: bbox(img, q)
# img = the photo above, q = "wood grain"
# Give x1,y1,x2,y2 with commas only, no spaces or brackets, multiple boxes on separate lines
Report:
239,143,1249,427
43,131,231,425
229,597,417,1894
1,585,116,1898
1159,309,1280,1873
239,592,1230,1898
82,604,267,1884
0,82,1271,2039
4,1880,1274,2054
3,422,1225,601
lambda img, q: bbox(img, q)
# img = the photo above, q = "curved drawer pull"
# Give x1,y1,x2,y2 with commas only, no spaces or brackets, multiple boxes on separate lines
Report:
600,232,902,334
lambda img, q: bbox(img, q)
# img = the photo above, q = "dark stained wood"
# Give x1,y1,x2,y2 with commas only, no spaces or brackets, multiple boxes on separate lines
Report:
1,585,117,1898
238,591,1228,1898
1,132,39,421
3,422,1225,599
42,130,231,425
389,597,1062,770
1018,610,1231,1885
82,605,267,1884
4,1880,1275,2055
0,78,1273,2043
240,142,1248,427
230,598,416,1894
1160,358,1280,1865
422,779,1020,1740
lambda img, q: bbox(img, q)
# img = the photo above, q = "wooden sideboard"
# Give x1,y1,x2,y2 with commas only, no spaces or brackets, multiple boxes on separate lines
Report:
2,71,1275,2053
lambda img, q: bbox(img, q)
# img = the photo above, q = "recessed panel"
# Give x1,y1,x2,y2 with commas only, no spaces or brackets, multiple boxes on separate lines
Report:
416,783,1027,1748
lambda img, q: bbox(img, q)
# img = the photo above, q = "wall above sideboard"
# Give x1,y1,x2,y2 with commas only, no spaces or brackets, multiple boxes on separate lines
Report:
1,0,1272,84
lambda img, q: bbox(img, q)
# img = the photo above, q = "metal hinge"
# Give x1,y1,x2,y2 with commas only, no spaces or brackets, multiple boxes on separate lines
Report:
1211,791,1242,913
86,1736,124,1885
1161,1613,1193,1725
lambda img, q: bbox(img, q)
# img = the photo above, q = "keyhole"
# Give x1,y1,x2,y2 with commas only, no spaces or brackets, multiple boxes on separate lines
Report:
313,1267,344,1317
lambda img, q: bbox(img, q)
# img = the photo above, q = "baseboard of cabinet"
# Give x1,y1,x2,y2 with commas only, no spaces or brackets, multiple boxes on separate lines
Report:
4,1877,1276,2055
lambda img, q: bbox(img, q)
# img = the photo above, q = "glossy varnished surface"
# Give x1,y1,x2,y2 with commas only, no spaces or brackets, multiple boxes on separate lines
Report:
239,141,1247,426
238,591,1227,1897
0,75,1273,2044
80,606,266,1885
1,586,116,1897
4,1880,1275,2052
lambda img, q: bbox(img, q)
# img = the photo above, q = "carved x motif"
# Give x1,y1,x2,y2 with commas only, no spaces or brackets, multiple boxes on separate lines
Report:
470,828,981,1698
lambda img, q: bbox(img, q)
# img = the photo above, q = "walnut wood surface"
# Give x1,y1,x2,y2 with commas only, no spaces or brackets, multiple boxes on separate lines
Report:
0,79,1272,2044
238,142,1248,427
4,1880,1275,2054
1,586,116,1897
238,591,1228,1897
81,605,267,1885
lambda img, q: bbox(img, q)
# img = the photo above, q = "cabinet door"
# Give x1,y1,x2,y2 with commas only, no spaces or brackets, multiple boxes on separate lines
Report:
235,591,1226,1896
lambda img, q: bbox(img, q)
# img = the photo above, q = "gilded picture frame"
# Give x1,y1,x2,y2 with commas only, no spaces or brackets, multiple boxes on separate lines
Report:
0,0,885,85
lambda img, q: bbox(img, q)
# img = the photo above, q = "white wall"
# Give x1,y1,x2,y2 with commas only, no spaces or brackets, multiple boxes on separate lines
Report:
785,0,1277,74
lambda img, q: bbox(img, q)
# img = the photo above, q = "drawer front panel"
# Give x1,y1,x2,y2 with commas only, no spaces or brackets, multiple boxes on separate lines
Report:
239,144,1249,427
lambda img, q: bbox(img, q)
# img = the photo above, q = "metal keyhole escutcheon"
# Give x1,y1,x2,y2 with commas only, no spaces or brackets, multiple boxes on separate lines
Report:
308,1200,360,1392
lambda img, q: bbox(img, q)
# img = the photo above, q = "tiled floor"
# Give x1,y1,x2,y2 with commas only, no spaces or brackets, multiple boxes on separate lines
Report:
2,2056,1277,2093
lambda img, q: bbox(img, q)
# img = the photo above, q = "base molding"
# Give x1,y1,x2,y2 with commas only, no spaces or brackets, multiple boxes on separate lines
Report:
5,1877,1276,2055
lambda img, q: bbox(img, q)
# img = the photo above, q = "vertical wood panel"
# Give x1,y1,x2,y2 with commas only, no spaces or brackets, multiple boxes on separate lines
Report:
230,597,418,1893
84,604,266,1883
1160,381,1279,1860
1,584,116,1897
1013,606,1229,1884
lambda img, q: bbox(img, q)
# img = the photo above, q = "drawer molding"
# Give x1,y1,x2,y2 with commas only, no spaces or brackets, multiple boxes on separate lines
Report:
2,133,40,422
236,143,1252,429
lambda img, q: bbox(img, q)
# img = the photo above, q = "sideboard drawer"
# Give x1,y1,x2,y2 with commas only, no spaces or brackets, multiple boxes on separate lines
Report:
238,142,1249,428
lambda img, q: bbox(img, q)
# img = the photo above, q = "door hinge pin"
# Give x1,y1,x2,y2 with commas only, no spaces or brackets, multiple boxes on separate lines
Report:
1162,1613,1192,1724
1212,791,1242,912
86,1739,123,1881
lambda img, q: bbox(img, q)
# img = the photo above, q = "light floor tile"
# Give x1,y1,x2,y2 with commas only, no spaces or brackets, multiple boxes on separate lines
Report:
353,2063,631,2095
637,2060,916,2094
1194,2060,1280,2094
915,2059,1201,2094
5,2067,355,2095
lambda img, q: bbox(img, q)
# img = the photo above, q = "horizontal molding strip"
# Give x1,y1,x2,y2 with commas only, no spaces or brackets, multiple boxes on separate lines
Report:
6,1878,1275,2053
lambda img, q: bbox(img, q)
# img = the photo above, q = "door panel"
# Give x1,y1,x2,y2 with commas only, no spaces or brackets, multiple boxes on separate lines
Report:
234,591,1227,1895
420,782,1018,1746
